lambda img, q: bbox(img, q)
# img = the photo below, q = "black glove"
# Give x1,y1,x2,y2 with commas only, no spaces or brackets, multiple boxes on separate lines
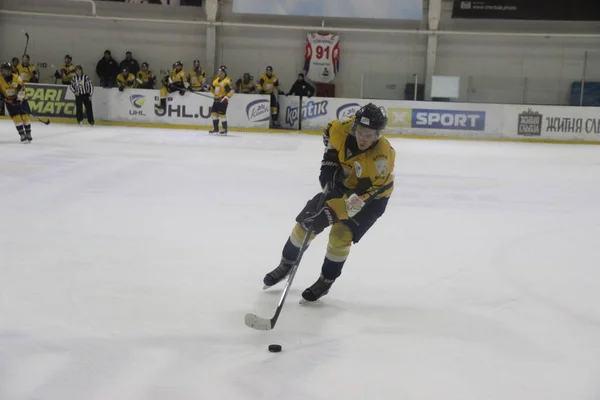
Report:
319,160,345,197
299,205,337,232
53,71,61,79
118,86,124,92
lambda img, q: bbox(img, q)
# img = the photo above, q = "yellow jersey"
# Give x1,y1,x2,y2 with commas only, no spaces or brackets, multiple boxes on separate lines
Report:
210,76,233,100
136,70,156,89
256,73,280,94
117,73,136,88
188,68,206,91
0,74,26,101
59,63,76,84
16,64,39,83
323,117,395,220
170,69,187,85
236,79,256,94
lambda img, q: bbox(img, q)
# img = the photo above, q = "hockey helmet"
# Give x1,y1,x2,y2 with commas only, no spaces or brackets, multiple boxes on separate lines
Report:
193,59,201,66
1,62,12,76
352,103,387,142
174,61,183,69
64,54,72,61
141,62,149,68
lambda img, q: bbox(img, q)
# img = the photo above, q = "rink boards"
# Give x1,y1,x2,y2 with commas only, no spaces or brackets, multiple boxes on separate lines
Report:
3,83,600,143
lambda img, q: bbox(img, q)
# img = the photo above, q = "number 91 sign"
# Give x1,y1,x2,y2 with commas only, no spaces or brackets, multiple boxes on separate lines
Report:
303,32,340,84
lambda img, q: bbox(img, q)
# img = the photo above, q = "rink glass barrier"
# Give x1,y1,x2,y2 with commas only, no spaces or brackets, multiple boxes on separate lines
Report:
3,83,600,143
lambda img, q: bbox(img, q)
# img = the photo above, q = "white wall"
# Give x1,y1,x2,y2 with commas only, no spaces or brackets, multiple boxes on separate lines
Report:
436,36,599,105
0,0,207,85
1,0,599,104
218,26,427,98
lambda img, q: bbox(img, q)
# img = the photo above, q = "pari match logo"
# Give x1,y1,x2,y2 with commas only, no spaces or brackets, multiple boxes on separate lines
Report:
246,99,270,122
130,94,146,109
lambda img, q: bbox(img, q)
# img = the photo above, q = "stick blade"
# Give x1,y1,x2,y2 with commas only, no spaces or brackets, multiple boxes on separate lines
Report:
244,313,273,331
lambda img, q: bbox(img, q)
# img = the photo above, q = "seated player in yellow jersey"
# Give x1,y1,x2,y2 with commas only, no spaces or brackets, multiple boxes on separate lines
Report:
0,62,33,143
155,61,188,112
135,62,156,89
208,65,233,135
188,60,207,92
257,66,284,127
263,103,395,302
235,73,256,94
17,55,39,83
117,68,137,91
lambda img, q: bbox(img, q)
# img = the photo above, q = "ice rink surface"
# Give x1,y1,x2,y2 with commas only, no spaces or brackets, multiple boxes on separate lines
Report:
0,121,599,400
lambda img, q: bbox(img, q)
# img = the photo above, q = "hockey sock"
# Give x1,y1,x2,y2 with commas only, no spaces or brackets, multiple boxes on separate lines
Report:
221,121,227,131
282,238,300,261
321,258,345,280
212,119,219,131
16,124,25,138
24,124,31,135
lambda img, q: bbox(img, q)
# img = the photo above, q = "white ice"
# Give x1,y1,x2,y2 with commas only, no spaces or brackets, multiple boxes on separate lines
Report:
0,120,599,400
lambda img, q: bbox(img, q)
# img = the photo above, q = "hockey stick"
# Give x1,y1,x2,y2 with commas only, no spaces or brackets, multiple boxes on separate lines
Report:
245,183,331,331
33,115,51,125
186,88,214,99
21,30,29,59
1,97,50,125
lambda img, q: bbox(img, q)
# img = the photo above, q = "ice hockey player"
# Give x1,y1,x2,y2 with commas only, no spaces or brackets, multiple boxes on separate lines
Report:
155,61,188,112
16,55,39,83
136,62,156,89
54,54,76,85
263,103,395,302
117,68,137,91
0,62,33,143
188,60,207,92
208,65,233,135
235,73,256,94
256,66,284,127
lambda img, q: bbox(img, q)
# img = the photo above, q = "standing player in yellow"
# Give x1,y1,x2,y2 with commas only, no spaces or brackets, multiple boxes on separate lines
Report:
16,54,39,83
188,60,207,92
155,61,188,112
256,66,284,127
263,103,395,302
54,55,76,85
208,65,233,135
0,62,33,143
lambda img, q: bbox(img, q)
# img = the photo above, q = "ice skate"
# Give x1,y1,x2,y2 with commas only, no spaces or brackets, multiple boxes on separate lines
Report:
19,132,27,143
300,274,335,303
263,258,294,289
25,131,32,143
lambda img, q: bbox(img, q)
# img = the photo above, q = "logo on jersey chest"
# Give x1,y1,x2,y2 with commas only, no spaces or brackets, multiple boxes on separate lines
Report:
374,154,388,178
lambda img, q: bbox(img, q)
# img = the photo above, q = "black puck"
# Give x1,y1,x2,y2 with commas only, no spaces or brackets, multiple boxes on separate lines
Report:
268,344,282,353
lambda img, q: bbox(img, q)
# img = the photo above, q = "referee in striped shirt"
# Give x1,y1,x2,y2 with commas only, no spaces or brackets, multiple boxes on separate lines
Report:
70,65,95,126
